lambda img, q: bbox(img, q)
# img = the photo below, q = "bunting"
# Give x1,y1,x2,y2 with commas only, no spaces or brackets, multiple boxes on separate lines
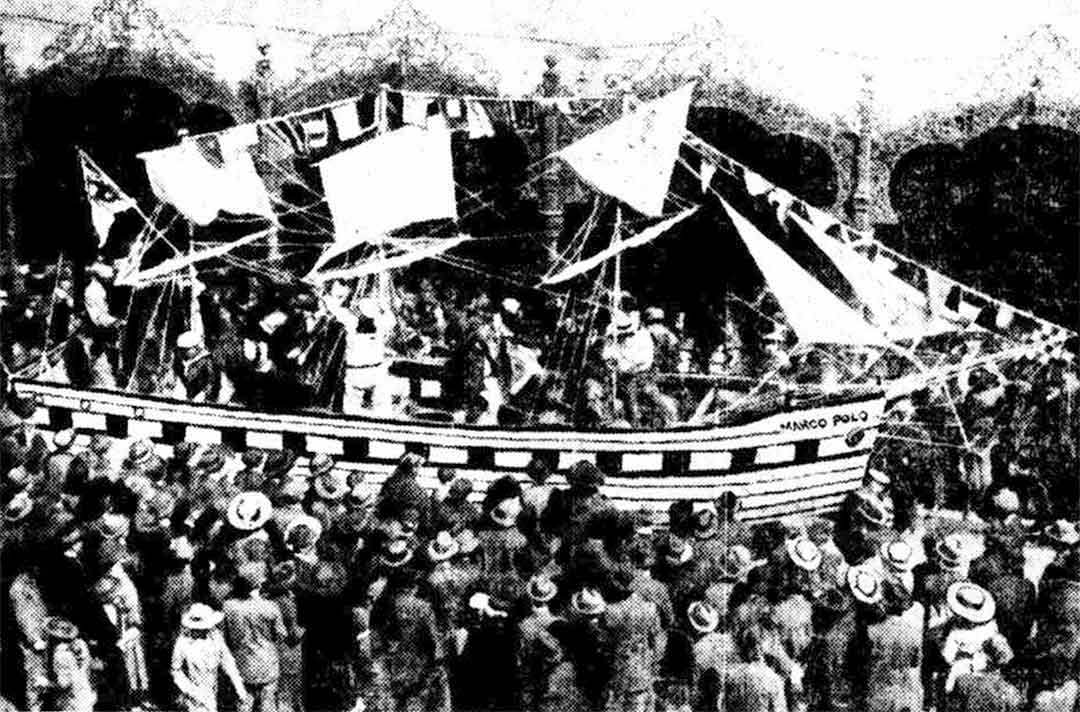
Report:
720,199,886,346
558,83,694,217
79,151,137,247
139,128,275,226
316,125,457,265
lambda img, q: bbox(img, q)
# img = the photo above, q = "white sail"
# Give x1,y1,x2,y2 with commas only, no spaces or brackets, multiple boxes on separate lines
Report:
720,199,886,346
559,84,694,217
316,125,458,271
790,213,957,341
541,207,698,285
117,229,274,287
306,236,470,283
139,128,274,226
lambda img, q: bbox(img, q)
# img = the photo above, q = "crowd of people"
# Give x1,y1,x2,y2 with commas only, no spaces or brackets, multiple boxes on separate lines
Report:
2,374,1080,712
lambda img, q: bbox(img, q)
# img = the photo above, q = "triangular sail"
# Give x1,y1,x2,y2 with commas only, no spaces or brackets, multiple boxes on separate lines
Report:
541,207,698,285
117,229,274,287
720,199,886,346
789,213,958,340
316,125,457,272
559,84,694,216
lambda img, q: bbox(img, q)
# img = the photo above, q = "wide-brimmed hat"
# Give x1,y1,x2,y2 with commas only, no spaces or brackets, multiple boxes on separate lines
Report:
693,509,719,540
226,492,273,531
379,538,414,568
854,497,890,529
568,460,604,489
1044,520,1080,547
527,575,558,604
192,447,227,476
44,616,80,641
95,513,129,540
786,537,822,572
570,588,606,616
283,515,322,552
4,491,34,523
880,540,917,573
314,471,349,501
181,603,224,630
847,564,883,605
51,429,75,452
718,545,754,581
947,582,996,624
935,535,967,571
308,453,336,478
456,529,480,555
663,535,694,567
126,439,156,467
687,600,720,634
427,531,460,562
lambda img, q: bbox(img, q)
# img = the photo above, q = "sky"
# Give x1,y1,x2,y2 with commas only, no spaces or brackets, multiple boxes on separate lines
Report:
3,0,1079,127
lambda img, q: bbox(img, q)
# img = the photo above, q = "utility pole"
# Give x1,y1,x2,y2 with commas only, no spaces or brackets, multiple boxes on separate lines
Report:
0,39,19,302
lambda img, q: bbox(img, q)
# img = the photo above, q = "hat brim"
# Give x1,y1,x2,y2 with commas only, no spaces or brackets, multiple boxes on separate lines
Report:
428,544,460,562
947,591,996,624
182,613,223,630
688,616,719,634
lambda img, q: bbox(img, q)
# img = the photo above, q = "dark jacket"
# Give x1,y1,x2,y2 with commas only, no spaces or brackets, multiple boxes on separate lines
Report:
946,671,1024,712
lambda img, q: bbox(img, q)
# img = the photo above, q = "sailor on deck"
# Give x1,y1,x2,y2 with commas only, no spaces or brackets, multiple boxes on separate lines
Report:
324,282,393,415
602,311,676,427
173,331,223,403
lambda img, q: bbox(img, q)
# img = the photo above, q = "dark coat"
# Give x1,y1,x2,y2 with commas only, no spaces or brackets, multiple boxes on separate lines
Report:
945,671,1024,712
602,592,664,697
860,605,924,712
806,608,857,712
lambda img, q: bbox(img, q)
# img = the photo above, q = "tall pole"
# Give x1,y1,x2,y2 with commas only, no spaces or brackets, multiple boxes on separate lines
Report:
850,72,875,232
0,40,18,302
537,56,567,273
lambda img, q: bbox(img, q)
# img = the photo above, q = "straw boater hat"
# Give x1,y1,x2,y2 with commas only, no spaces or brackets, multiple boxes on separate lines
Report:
570,588,606,617
935,535,967,571
226,492,273,532
314,471,349,501
379,538,414,569
880,540,917,574
718,545,755,582
947,582,996,624
52,429,75,452
4,492,34,524
687,601,720,634
308,453,336,479
786,537,823,572
527,575,558,604
1044,520,1080,547
427,531,460,562
854,497,890,529
181,603,224,630
126,439,156,467
847,564,884,605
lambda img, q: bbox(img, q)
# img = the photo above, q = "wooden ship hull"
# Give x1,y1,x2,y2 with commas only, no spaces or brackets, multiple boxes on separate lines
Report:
13,378,885,522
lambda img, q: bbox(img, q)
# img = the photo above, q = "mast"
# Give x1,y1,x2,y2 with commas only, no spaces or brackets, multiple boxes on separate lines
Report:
375,84,391,346
0,39,18,304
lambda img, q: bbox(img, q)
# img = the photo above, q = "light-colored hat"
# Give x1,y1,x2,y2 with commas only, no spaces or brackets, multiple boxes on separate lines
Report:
277,476,309,503
427,531,460,562
181,603,224,630
947,582,996,624
379,538,414,568
1044,520,1080,547
847,564,883,605
935,535,967,571
308,453,336,478
664,536,694,567
867,468,890,486
176,331,201,350
687,601,720,634
126,439,156,467
4,492,34,523
786,536,822,572
313,471,349,501
991,489,1020,516
456,529,480,555
44,617,80,641
527,575,557,604
693,508,718,540
880,540,917,573
226,492,273,531
570,588,606,617
489,497,522,528
718,545,754,582
52,429,76,451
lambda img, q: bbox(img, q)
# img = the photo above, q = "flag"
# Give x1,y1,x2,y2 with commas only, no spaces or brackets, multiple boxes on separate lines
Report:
314,125,457,270
720,198,885,346
79,150,137,246
139,127,275,225
558,83,694,217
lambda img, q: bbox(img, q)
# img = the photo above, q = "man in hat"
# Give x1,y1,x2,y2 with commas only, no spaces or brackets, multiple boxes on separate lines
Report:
805,586,857,712
543,460,614,551
520,456,555,538
425,531,470,647
601,565,665,712
172,603,248,712
264,561,304,712
376,453,432,535
40,429,77,497
8,549,52,712
945,635,1023,712
175,331,223,403
477,476,527,587
968,532,1034,656
565,587,611,709
939,582,1005,699
687,600,737,710
718,624,788,712
40,617,96,712
602,310,676,427
515,574,560,710
309,465,349,532
83,260,121,382
223,561,287,712
915,534,970,631
432,478,480,535
627,536,674,633
1029,549,1080,698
